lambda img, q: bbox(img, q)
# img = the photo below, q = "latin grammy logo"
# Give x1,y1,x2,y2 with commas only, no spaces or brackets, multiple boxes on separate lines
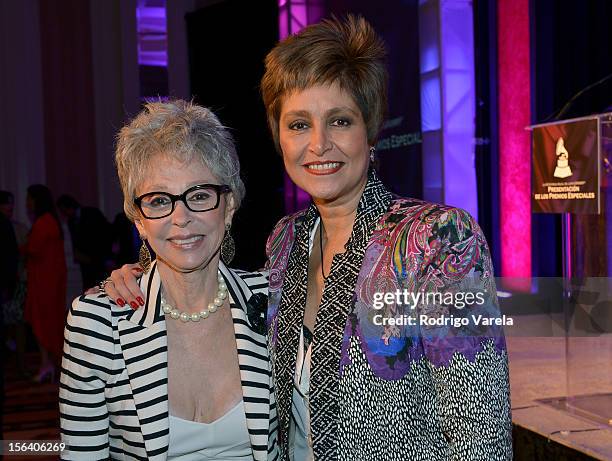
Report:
553,137,572,178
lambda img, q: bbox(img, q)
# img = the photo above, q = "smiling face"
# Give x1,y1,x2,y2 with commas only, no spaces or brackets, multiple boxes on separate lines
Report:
134,154,235,273
279,83,371,206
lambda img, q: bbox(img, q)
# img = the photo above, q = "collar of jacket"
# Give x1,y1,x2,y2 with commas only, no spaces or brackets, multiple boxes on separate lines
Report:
297,168,392,252
117,260,272,460
274,168,392,460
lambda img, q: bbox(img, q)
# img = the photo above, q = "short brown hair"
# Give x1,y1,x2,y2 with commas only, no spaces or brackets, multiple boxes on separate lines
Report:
261,15,388,152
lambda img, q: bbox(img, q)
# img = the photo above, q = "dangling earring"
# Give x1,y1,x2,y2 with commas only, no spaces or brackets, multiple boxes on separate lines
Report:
221,223,235,265
369,146,376,162
139,239,152,273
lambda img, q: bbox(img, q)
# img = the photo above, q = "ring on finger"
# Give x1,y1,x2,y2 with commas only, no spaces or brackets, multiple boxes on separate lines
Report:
98,278,114,295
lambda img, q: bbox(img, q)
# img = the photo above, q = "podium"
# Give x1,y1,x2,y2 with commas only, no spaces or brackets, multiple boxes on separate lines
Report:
529,113,612,427
530,112,611,276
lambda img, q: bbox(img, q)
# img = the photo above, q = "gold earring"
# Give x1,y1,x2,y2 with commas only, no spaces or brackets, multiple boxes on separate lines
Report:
221,223,235,265
139,239,152,273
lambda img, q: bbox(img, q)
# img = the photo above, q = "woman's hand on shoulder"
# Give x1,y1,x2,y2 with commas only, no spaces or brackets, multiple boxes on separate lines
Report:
105,263,145,309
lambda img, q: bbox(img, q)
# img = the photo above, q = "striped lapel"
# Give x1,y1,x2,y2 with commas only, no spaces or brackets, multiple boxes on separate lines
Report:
117,262,169,460
221,263,272,461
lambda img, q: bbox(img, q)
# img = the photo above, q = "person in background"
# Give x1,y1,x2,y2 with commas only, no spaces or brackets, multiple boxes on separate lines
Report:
56,198,83,308
111,211,142,268
0,203,15,435
1,190,29,377
0,193,19,341
0,209,18,292
23,185,67,382
57,194,112,289
0,191,29,243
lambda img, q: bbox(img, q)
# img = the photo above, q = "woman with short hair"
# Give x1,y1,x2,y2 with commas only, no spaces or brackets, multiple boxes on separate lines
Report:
60,101,278,460
260,16,512,460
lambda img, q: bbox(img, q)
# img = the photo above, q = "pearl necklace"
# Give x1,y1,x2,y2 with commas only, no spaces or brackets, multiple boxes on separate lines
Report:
161,270,228,323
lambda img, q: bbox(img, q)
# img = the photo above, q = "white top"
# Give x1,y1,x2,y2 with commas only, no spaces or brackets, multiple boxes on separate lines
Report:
168,401,253,460
289,328,314,461
288,219,320,461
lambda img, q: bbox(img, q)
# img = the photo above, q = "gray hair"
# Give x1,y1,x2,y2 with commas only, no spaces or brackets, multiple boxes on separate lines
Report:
115,100,245,221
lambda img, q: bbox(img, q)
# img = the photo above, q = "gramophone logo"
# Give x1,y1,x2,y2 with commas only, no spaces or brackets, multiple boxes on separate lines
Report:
532,118,599,214
553,137,572,178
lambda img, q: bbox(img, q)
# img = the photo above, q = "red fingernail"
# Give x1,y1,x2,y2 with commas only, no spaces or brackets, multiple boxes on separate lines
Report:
117,299,126,307
135,267,143,272
130,301,138,309
137,297,145,306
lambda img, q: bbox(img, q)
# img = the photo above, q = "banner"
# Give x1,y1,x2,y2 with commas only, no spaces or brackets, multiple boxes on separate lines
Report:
532,117,600,214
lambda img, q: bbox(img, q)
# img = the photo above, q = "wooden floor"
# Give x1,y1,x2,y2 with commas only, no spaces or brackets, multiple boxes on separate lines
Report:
2,353,59,461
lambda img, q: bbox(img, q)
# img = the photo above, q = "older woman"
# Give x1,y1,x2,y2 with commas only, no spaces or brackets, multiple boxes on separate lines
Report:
59,101,278,460
106,16,512,461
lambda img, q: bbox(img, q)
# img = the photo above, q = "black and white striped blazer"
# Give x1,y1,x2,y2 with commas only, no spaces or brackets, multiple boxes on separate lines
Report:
60,261,279,460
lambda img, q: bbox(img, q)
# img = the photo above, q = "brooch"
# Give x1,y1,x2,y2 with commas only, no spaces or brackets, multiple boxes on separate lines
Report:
246,292,268,335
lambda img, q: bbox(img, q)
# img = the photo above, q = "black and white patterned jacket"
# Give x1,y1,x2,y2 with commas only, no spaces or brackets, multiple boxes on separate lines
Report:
60,261,279,460
265,172,512,460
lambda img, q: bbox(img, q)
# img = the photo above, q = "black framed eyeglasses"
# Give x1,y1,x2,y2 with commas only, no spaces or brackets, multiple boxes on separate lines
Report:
134,184,231,219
